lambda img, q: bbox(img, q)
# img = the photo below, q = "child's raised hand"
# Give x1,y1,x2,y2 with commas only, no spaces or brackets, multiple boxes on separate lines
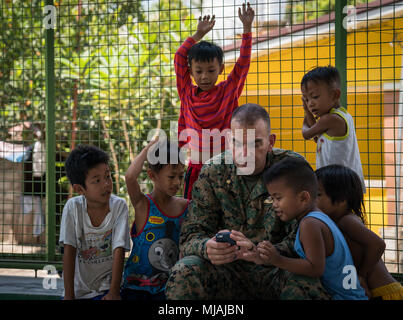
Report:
141,136,159,161
193,15,216,42
238,2,255,34
257,241,280,265
146,135,159,149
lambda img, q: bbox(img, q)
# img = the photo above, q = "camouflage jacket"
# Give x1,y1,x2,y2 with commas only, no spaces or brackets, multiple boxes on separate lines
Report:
180,148,304,260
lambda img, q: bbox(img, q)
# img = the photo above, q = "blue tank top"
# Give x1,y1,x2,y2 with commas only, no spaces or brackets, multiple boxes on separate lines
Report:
122,194,188,294
294,211,368,300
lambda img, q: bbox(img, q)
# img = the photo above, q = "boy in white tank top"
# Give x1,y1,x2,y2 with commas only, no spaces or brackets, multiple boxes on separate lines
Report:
300,66,365,193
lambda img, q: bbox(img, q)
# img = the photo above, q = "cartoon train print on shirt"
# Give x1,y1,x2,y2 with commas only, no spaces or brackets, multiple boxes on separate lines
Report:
148,221,179,273
124,220,180,288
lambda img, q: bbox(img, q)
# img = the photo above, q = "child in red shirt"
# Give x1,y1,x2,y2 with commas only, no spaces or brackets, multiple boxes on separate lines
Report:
175,2,255,199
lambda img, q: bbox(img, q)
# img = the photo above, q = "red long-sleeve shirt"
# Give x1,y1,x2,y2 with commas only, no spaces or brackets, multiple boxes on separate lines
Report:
175,33,252,163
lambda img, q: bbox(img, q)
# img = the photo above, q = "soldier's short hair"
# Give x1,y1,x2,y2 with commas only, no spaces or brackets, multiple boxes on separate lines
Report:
231,103,271,133
263,157,317,199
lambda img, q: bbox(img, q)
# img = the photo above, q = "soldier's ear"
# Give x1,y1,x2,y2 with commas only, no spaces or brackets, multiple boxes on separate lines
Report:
269,133,276,147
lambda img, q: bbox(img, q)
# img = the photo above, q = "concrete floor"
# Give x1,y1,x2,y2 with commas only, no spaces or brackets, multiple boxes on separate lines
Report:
0,268,63,299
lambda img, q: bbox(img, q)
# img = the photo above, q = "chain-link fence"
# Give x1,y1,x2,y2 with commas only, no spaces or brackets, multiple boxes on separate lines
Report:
0,0,402,280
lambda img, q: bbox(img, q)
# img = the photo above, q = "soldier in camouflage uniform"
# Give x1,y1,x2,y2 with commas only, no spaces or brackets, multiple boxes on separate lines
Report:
165,103,331,300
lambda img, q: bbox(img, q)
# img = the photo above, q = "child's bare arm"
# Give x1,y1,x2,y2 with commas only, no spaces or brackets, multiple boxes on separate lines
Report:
238,2,255,34
102,247,125,300
302,97,317,128
227,4,254,97
338,215,385,279
230,230,264,264
125,138,158,207
125,138,158,233
63,244,76,300
302,113,337,140
192,15,215,42
258,219,326,277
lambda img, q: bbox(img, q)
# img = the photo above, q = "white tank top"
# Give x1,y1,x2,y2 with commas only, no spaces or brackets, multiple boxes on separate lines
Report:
316,107,366,193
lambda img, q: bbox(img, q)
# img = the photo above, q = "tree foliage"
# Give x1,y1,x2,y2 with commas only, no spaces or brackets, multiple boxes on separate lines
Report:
1,0,196,202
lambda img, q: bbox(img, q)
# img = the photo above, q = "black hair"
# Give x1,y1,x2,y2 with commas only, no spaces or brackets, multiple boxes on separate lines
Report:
188,41,224,66
263,157,317,199
315,165,366,224
147,139,184,173
301,65,341,91
231,103,271,133
65,144,110,188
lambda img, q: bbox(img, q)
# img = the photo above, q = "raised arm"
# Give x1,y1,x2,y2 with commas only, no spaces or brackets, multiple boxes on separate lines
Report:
174,37,195,97
125,139,158,232
226,3,254,97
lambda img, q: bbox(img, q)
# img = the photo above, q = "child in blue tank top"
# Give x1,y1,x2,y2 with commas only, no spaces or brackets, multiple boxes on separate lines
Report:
236,157,368,300
121,138,189,300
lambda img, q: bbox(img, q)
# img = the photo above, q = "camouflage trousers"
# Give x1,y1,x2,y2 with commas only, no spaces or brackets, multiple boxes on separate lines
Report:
165,255,331,300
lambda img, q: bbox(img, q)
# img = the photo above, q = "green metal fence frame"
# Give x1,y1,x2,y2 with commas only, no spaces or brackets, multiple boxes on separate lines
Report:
45,0,56,266
0,1,402,284
0,0,61,271
335,0,347,108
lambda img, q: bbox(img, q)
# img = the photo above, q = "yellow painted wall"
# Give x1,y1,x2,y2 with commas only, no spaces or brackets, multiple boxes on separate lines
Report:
364,188,388,235
237,92,384,178
219,16,403,235
220,17,403,91
218,16,403,178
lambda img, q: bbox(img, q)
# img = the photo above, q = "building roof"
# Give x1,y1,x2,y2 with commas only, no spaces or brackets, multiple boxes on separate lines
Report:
223,0,403,61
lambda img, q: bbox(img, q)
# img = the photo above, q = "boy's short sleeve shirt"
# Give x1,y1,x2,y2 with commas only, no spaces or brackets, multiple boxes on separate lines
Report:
59,194,130,299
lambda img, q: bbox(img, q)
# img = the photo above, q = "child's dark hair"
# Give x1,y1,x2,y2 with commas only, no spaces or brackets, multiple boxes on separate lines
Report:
65,144,109,188
315,165,366,224
263,157,317,199
301,66,341,91
147,139,184,173
188,41,223,66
